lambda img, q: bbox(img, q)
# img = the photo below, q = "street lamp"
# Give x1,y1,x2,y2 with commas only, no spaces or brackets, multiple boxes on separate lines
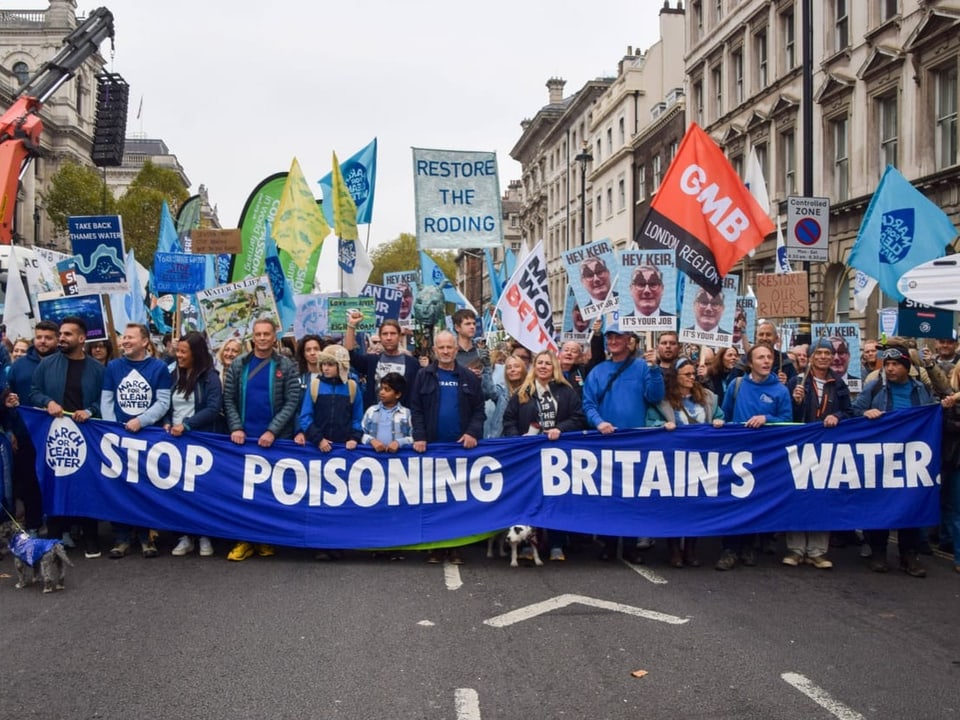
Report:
574,142,593,245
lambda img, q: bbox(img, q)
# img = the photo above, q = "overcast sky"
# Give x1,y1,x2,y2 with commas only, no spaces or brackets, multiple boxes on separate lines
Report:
49,1,663,254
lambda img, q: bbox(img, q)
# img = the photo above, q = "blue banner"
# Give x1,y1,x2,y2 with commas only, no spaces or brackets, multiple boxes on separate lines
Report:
68,215,128,293
152,253,208,294
22,406,942,549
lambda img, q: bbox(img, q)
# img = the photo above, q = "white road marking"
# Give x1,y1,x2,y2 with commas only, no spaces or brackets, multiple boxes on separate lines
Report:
781,672,866,720
483,593,689,628
625,559,668,584
454,688,481,720
417,620,434,626
444,562,462,590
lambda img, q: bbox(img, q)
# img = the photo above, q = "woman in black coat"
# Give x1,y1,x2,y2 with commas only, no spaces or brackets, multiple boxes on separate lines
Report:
502,350,586,561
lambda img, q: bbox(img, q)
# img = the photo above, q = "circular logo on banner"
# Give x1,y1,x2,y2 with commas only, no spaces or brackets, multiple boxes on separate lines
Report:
45,416,87,477
919,321,932,333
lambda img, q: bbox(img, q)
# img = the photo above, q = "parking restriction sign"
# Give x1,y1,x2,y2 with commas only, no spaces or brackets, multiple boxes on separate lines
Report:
786,196,830,262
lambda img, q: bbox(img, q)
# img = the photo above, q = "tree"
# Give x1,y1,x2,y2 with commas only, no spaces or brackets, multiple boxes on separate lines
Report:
116,159,189,260
41,160,116,234
369,232,457,285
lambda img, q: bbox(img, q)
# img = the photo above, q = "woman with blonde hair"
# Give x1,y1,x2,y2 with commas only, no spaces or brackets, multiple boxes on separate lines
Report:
502,350,586,561
483,353,528,438
216,338,243,386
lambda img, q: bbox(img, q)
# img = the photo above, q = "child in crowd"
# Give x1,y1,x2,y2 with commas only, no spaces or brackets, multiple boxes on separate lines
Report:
360,372,413,452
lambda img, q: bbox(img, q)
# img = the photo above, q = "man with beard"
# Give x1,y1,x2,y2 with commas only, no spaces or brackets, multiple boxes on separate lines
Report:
344,314,420,409
4,320,61,538
28,317,105,557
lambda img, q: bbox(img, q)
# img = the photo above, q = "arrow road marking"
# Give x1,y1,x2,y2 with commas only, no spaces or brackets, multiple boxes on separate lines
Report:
624,559,668,584
455,688,481,720
781,672,865,720
483,593,689,628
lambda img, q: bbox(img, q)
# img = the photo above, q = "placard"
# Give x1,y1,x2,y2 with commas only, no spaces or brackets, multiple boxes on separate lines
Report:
195,275,279,349
37,294,107,341
327,296,377,333
153,253,208,294
190,228,242,255
755,271,809,318
67,215,128,292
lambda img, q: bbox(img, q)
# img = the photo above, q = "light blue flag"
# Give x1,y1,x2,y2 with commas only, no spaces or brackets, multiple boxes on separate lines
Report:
110,249,148,328
849,165,958,301
318,138,378,226
484,248,503,304
148,201,182,332
419,250,475,312
265,220,296,335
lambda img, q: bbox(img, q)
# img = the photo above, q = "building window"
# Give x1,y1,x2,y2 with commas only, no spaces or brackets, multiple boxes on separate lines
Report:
606,187,613,218
878,92,898,169
606,127,613,155
755,29,768,90
732,155,743,177
668,140,679,163
596,138,602,164
715,0,723,24
618,116,625,145
935,64,958,170
781,9,795,71
652,154,663,190
781,130,796,196
618,176,626,211
12,61,29,86
692,1,702,41
638,165,646,202
711,64,723,119
832,116,849,202
732,48,744,105
693,79,704,126
835,0,849,52
595,194,602,224
879,0,898,23
755,143,769,183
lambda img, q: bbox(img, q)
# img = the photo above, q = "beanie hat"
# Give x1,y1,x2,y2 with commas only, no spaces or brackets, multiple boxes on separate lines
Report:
811,337,834,353
324,344,350,384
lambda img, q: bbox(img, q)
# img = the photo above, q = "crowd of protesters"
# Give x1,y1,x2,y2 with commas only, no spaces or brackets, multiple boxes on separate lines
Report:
1,310,958,579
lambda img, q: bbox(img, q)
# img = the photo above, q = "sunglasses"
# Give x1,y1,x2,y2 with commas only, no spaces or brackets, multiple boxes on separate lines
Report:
695,296,724,308
632,277,662,288
581,265,609,279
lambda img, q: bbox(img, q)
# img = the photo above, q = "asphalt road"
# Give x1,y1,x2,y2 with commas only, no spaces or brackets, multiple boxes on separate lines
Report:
2,533,958,720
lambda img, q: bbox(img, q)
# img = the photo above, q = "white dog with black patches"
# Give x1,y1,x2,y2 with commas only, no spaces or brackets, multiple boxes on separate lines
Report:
486,525,543,567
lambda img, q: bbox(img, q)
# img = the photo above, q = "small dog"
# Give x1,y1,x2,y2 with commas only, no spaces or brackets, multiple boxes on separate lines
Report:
7,530,74,593
486,525,543,567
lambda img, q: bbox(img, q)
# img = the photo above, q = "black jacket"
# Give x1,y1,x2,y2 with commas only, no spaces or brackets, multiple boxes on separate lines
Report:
410,362,485,442
786,370,853,424
501,382,586,436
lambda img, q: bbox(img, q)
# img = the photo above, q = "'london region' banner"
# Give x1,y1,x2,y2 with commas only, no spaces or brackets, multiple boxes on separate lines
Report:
24,406,941,549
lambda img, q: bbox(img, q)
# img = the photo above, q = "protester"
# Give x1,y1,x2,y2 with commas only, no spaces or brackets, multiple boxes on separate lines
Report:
853,344,937,577
646,357,724,568
789,344,809,375
295,345,363,452
741,321,797,384
359,372,413,453
88,338,114,366
164,331,224,557
5,320,60,536
217,338,243,385
10,337,28,362
700,346,740,408
716,342,791,570
783,337,853,570
860,338,879,378
409,330,485,564
101,323,172,559
656,331,681,371
27,317,104,558
484,354,527,438
344,313,420,410
582,321,664,562
558,340,587,395
223,318,301,561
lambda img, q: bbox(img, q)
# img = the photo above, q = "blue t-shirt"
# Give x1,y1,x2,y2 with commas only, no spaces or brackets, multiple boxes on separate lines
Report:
889,381,913,410
435,368,461,442
243,360,273,438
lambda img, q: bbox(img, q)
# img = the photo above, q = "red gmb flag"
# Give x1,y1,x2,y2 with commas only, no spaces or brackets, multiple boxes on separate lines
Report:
636,123,775,295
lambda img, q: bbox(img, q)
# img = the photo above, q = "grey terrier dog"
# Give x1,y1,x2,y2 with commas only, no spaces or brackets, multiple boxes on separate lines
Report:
2,524,74,593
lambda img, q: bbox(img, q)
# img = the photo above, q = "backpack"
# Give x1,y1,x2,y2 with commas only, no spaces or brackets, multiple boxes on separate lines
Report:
310,376,357,404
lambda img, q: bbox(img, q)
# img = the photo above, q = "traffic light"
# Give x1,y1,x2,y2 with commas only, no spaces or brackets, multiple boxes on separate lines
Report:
92,72,128,167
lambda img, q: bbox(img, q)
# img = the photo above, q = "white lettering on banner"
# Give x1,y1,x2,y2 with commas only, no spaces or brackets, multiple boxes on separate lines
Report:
242,454,504,507
678,164,751,242
786,442,937,490
100,434,213,492
540,448,753,498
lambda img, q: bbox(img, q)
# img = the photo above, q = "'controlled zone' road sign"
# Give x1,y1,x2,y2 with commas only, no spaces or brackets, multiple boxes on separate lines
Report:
786,196,830,262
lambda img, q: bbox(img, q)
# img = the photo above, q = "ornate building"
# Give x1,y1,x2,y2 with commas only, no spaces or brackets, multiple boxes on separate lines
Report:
0,0,105,249
686,0,960,336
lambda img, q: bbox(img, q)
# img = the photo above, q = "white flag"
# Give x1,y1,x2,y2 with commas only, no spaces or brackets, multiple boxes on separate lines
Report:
493,240,557,353
852,270,877,313
744,147,771,216
2,254,34,341
775,217,792,274
338,238,373,296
